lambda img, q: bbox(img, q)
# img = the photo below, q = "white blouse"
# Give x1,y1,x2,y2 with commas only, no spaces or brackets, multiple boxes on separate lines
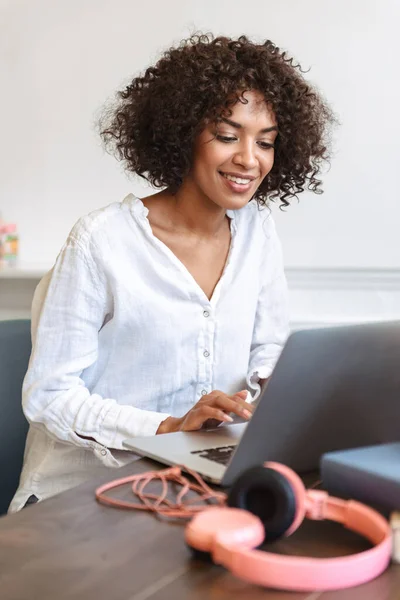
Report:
9,194,289,512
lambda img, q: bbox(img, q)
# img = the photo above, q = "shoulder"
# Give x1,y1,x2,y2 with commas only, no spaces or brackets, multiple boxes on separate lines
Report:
66,194,139,253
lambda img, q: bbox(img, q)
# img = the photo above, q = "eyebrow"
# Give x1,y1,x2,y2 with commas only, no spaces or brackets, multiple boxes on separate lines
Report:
220,117,278,134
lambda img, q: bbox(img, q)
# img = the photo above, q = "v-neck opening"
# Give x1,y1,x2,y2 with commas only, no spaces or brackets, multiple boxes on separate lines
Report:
128,195,238,307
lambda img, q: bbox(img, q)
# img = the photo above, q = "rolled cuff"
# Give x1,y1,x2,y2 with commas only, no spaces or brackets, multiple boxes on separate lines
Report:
246,364,275,400
99,403,171,450
80,406,171,469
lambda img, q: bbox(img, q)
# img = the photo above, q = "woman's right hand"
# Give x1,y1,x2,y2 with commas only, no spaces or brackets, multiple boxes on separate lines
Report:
156,389,253,434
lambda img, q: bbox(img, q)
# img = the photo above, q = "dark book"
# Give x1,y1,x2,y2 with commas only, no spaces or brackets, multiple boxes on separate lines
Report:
321,442,400,511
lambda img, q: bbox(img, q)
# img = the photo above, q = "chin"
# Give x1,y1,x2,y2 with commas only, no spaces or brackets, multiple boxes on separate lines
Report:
215,194,253,211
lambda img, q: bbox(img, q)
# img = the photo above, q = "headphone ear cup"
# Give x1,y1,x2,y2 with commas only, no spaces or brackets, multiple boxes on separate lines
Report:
227,465,297,542
185,506,264,562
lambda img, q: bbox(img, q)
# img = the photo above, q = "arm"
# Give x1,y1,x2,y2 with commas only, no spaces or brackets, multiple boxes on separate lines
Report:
246,217,290,398
23,236,170,467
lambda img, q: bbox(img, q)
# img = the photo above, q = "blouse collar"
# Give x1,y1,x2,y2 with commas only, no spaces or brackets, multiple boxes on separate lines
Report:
126,194,238,235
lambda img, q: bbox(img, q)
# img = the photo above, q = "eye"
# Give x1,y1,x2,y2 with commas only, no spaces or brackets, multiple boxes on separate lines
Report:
216,135,275,150
216,135,237,143
258,142,275,150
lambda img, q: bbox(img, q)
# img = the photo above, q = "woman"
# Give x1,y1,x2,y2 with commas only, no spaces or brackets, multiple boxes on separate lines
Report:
9,34,335,512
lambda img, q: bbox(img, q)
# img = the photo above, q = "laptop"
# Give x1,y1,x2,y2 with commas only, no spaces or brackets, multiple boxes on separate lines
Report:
123,321,400,487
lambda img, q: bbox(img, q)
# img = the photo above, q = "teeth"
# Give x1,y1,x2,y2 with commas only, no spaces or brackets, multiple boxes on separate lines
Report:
221,173,252,185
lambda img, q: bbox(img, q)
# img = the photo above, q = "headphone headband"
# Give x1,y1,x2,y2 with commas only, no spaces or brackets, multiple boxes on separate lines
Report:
209,493,391,591
306,490,389,543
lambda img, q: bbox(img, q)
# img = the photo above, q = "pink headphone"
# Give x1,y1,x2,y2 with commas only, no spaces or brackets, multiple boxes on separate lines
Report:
96,461,392,592
185,461,392,591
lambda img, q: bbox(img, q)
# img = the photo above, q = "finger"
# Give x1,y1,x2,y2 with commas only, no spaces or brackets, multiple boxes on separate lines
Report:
209,394,253,419
230,394,255,413
207,389,248,401
183,406,233,431
232,391,254,409
199,406,234,424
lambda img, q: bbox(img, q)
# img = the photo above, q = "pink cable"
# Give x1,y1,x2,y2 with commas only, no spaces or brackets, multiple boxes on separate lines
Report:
95,465,227,518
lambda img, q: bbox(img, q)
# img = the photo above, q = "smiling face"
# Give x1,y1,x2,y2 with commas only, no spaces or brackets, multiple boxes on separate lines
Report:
185,90,278,211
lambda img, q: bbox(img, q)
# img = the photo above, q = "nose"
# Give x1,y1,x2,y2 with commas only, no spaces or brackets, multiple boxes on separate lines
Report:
232,141,258,170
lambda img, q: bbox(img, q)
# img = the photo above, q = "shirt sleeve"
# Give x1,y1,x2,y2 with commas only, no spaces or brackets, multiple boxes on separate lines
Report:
22,235,170,468
246,216,290,398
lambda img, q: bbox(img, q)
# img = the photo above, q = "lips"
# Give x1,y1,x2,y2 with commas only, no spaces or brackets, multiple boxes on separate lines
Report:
219,171,257,183
218,171,255,194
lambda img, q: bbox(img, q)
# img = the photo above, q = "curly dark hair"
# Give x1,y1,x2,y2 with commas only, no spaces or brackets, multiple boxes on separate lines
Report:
99,33,337,208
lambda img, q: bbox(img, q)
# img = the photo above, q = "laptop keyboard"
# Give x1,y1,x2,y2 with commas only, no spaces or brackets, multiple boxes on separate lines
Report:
190,445,236,466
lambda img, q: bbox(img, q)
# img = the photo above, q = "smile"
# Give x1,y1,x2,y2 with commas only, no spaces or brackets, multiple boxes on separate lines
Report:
219,172,253,185
218,171,257,194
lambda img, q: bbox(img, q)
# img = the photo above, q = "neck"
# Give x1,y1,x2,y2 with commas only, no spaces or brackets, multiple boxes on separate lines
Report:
161,181,229,238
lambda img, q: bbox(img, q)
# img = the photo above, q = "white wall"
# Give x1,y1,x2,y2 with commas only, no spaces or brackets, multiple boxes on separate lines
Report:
1,0,400,269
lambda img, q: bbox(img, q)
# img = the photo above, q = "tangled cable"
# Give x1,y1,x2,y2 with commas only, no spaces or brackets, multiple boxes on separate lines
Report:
95,465,227,518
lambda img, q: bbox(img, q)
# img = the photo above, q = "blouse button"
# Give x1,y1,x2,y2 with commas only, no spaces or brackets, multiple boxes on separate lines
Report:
203,310,210,318
203,350,210,358
101,449,107,456
201,389,208,396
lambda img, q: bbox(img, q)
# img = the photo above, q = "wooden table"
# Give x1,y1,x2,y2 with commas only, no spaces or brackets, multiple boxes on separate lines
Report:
0,458,399,600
